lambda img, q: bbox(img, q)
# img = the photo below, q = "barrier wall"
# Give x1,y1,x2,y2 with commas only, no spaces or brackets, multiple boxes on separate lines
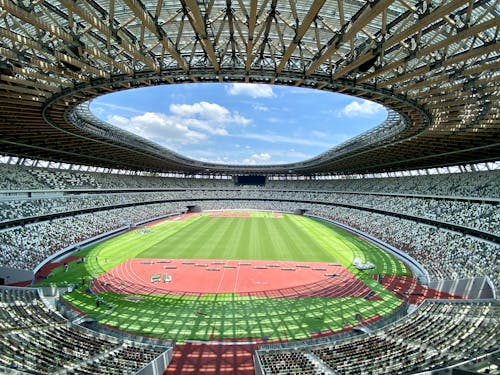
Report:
136,348,173,375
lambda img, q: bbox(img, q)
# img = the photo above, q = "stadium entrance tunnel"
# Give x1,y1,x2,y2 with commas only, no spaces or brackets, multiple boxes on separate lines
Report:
294,208,308,215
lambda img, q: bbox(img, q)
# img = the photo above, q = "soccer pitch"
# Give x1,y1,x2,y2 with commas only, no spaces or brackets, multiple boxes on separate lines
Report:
41,212,410,342
140,213,340,262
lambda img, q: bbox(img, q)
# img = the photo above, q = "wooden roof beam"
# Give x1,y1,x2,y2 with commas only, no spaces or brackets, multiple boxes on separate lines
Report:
381,41,498,90
0,75,61,93
0,0,73,43
29,58,90,82
244,0,256,79
276,0,327,75
0,27,106,81
58,0,158,72
253,0,278,69
358,17,498,83
305,0,394,76
0,98,42,107
54,51,109,79
384,0,470,50
12,67,73,88
183,0,220,73
122,0,187,72
0,83,52,97
83,46,134,75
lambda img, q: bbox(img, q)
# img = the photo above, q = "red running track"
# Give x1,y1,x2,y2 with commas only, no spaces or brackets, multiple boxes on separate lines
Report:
165,342,257,375
91,259,373,299
378,275,464,304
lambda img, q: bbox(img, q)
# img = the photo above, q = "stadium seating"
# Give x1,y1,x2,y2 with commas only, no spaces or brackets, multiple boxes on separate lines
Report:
0,163,498,374
1,190,498,235
0,202,186,270
1,163,499,197
307,205,499,287
0,286,170,374
256,300,499,375
0,164,498,288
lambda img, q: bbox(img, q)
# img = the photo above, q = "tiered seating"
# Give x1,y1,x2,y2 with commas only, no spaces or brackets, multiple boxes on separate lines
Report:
0,163,234,190
0,286,170,375
1,163,498,198
257,301,499,374
0,202,185,270
1,195,497,288
0,164,49,190
257,350,324,374
267,170,500,198
1,325,118,374
1,190,498,236
308,205,499,286
69,344,168,374
0,287,65,331
29,168,102,190
0,164,498,374
0,192,185,222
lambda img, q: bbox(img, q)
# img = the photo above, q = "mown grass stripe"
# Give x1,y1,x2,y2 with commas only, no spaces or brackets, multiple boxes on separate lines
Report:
38,212,406,342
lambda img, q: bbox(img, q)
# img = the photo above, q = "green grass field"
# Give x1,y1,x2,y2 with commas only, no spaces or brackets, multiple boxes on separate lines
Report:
40,212,410,342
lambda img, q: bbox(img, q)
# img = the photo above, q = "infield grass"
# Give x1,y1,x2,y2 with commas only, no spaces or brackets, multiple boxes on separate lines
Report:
139,214,337,262
39,212,410,342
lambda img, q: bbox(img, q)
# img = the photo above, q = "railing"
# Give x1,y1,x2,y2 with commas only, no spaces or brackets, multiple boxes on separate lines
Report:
258,300,410,351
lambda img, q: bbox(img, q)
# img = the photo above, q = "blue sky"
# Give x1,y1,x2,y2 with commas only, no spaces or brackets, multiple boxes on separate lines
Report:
90,83,387,165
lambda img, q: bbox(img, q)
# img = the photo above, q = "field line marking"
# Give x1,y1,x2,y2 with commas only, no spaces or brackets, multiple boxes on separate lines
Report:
215,262,227,294
233,263,242,293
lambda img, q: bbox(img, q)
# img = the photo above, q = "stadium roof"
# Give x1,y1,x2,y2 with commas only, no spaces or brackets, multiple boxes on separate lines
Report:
0,0,498,175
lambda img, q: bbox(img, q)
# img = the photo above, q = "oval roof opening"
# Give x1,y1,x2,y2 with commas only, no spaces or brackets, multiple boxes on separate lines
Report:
91,83,387,165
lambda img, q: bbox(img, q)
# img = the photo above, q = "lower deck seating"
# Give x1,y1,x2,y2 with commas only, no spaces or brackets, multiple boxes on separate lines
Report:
0,286,171,375
256,300,499,375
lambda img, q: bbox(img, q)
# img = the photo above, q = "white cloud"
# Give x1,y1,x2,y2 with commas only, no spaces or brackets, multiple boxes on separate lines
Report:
311,130,327,138
340,100,384,117
106,114,129,127
235,132,332,148
91,102,144,115
170,101,228,121
243,152,272,165
174,117,228,136
253,104,269,112
170,101,250,132
107,112,207,147
106,101,251,148
227,83,275,98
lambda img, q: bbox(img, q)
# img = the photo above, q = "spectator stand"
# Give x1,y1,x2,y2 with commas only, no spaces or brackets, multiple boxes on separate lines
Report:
0,285,173,375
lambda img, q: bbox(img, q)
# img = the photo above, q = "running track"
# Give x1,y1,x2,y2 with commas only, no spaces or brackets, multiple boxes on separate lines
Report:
91,259,373,299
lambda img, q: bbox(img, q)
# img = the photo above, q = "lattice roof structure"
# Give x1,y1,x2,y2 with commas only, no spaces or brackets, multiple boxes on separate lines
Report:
0,0,498,175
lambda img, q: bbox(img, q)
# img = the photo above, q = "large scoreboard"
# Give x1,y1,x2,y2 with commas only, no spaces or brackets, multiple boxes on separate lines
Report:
234,175,266,186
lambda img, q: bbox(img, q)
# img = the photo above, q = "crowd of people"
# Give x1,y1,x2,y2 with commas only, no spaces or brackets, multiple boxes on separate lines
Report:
1,189,498,235
0,163,498,288
0,196,498,288
0,163,498,374
0,202,184,270
0,286,170,374
256,300,498,374
0,163,498,198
